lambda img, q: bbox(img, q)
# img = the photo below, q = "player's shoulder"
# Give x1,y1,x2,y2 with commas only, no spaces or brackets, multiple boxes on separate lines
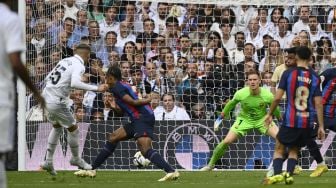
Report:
320,67,336,77
236,87,249,94
0,4,19,22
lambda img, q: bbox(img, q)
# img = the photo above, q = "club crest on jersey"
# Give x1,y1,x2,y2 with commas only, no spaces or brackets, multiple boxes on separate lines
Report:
163,122,219,170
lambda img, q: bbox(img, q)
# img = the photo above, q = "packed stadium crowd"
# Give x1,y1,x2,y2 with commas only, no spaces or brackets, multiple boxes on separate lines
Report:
25,0,336,122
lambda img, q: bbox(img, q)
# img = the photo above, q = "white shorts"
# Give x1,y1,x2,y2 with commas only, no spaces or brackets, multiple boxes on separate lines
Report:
0,107,15,153
46,103,76,128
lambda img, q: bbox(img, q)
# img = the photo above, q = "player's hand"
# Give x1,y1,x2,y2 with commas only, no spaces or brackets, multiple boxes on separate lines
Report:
34,92,45,110
220,112,225,118
97,84,109,92
264,114,273,127
317,127,326,141
277,115,283,122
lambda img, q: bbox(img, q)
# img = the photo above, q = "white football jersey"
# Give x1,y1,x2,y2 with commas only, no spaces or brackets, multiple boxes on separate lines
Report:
0,4,25,107
43,54,97,104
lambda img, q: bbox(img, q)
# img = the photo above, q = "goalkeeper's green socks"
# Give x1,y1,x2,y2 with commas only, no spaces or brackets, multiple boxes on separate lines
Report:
208,142,228,166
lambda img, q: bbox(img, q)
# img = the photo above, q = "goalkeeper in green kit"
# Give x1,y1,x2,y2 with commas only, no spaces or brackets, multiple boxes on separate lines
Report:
201,71,281,171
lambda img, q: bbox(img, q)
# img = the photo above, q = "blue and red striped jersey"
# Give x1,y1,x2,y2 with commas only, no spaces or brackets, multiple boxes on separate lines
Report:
278,67,321,129
320,68,336,118
110,81,153,120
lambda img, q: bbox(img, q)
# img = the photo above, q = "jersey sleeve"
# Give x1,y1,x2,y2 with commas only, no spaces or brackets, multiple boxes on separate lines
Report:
5,14,25,53
222,89,241,117
71,63,98,91
111,83,128,99
278,69,290,90
312,77,322,97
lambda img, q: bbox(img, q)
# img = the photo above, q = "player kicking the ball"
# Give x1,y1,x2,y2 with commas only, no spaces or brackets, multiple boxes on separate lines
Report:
201,70,281,171
41,43,108,175
74,65,179,181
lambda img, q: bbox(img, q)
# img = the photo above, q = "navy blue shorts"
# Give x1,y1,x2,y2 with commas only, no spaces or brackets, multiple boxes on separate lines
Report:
123,114,155,140
277,126,311,148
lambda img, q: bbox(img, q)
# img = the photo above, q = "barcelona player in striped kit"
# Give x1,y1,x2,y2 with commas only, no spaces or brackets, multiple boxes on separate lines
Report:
320,67,336,131
75,65,179,181
263,46,325,184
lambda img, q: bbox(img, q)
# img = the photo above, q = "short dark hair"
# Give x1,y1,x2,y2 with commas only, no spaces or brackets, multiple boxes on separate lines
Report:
295,46,312,60
76,43,91,51
246,70,260,78
107,65,122,81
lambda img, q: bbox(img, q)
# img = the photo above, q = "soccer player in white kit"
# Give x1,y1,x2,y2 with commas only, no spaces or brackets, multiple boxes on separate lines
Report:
41,43,108,175
0,1,45,187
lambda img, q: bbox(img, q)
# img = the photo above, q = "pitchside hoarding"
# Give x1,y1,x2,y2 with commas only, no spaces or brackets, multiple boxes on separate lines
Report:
25,120,336,170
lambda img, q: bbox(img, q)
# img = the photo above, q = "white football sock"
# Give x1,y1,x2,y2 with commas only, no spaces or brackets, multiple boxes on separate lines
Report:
46,127,62,163
0,157,7,188
67,129,79,159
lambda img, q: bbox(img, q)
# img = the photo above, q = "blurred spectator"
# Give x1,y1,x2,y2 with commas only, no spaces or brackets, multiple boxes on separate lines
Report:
173,35,191,62
274,16,294,49
190,103,206,120
256,33,273,62
211,7,238,35
107,50,120,68
189,16,209,47
91,108,104,121
259,40,284,74
47,5,65,45
70,89,85,113
120,41,136,63
88,20,104,53
152,2,170,35
87,0,104,22
63,0,79,21
120,61,131,83
308,15,327,44
328,19,336,51
258,6,274,36
165,16,181,51
220,19,236,51
270,7,284,34
205,31,223,59
161,52,183,94
190,43,205,75
99,5,120,37
68,9,89,48
245,18,263,50
154,93,190,120
261,72,273,91
31,19,48,55
130,66,145,98
315,37,333,73
75,107,88,122
144,62,163,94
228,31,245,65
58,31,74,58
234,5,257,33
97,31,121,67
116,21,136,49
150,91,161,110
136,18,158,53
180,4,198,34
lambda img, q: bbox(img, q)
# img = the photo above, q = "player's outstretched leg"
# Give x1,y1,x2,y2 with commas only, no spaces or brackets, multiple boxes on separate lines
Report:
200,130,237,171
200,141,228,171
74,128,126,177
67,125,92,170
0,155,7,188
137,137,179,181
307,139,328,177
41,126,62,176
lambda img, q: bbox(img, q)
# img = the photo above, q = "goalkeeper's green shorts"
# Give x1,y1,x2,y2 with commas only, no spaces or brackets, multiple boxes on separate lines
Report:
230,117,276,137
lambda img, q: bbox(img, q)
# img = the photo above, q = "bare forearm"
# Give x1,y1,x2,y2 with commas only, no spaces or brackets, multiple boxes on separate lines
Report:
316,103,324,129
268,98,281,115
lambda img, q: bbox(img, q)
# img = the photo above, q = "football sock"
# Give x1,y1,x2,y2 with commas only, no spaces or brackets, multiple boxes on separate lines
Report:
92,141,118,170
307,139,324,164
67,129,80,159
46,127,62,162
145,149,174,173
287,158,297,175
0,158,6,188
273,158,283,175
208,142,228,166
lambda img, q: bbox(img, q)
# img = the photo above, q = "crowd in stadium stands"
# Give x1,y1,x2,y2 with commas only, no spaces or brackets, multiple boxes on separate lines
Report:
25,0,336,121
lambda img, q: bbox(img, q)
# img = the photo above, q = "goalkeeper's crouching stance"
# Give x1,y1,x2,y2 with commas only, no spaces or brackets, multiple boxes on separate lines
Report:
201,71,281,171
74,66,179,182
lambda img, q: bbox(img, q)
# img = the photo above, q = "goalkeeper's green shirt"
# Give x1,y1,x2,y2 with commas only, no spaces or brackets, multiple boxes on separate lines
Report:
222,87,280,123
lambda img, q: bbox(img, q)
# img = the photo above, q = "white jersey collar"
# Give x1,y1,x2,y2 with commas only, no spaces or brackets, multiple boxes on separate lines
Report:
74,54,84,64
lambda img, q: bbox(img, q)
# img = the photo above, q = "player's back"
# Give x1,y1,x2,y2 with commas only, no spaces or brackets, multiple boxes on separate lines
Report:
43,55,85,104
280,67,321,128
320,67,336,118
0,4,25,108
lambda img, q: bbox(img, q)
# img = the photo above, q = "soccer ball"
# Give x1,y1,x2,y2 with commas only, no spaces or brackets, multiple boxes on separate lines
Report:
133,151,150,168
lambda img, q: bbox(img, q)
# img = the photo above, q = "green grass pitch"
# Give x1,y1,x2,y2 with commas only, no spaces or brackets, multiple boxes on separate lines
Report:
8,171,336,188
